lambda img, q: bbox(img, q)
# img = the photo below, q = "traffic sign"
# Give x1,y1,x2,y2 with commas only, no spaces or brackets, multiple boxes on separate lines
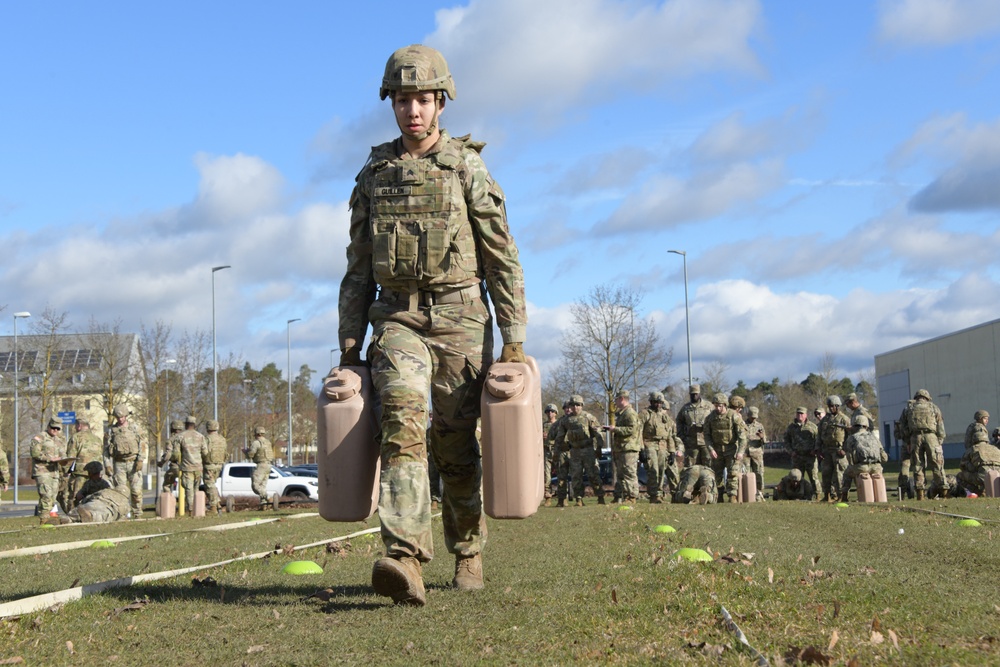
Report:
57,411,76,425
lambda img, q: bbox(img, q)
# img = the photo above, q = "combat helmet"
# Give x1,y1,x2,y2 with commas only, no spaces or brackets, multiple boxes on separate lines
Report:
380,45,456,101
254,426,267,436
914,389,931,401
712,393,728,406
170,420,183,432
852,414,870,428
826,395,842,407
729,395,745,409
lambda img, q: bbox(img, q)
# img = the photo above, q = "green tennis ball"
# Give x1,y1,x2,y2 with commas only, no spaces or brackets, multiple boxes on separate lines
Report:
282,560,323,575
835,502,849,508
617,505,633,512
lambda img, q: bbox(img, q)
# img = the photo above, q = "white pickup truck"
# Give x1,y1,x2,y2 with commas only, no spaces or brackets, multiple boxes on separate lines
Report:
216,462,320,502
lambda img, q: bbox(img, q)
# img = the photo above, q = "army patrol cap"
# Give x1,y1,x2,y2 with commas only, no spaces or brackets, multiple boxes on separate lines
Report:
852,414,870,428
789,468,803,482
712,393,728,406
975,409,990,421
689,384,701,394
113,405,129,418
826,395,841,407
914,389,931,400
185,415,197,425
544,403,558,413
796,407,808,415
569,394,584,406
748,406,759,417
254,426,266,436
170,420,183,431
84,461,103,475
47,417,62,430
729,395,745,409
207,420,220,431
380,45,456,101
615,389,629,400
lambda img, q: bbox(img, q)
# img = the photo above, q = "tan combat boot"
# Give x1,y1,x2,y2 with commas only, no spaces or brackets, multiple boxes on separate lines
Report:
453,554,484,591
372,556,426,606
915,488,925,500
575,498,584,507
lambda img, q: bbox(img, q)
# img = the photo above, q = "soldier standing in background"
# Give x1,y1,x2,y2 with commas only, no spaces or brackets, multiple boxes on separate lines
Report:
158,420,183,493
677,384,713,467
784,407,819,498
203,420,228,514
744,406,767,500
907,389,947,500
818,396,850,502
178,416,206,514
541,404,559,506
338,44,528,606
639,392,678,503
964,410,990,451
552,401,574,506
704,393,747,502
0,442,9,502
895,400,915,499
606,390,639,503
31,418,67,517
105,405,145,517
845,393,874,430
65,420,104,512
246,426,272,509
553,394,606,506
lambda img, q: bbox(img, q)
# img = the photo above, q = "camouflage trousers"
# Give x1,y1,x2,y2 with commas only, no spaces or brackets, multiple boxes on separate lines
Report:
427,449,442,504
956,467,999,496
820,450,847,498
369,298,493,562
66,474,89,512
842,463,883,497
162,463,179,493
613,450,639,501
745,446,764,493
684,442,712,468
180,469,201,513
251,463,270,502
710,447,742,500
71,497,127,523
203,464,222,510
112,457,143,512
569,446,604,500
35,472,60,514
542,443,553,498
674,465,717,504
555,449,573,500
644,444,673,500
791,452,820,494
911,432,944,491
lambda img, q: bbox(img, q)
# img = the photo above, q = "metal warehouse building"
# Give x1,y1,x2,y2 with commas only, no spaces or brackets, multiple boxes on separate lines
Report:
875,318,1000,462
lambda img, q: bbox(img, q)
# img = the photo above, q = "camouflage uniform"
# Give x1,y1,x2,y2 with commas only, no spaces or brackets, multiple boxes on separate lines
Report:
704,395,747,502
677,386,713,467
0,445,9,501
30,419,67,515
65,422,104,512
203,421,228,512
639,393,680,503
773,469,814,501
895,401,915,499
68,487,131,524
818,397,850,501
158,421,184,493
956,442,1000,496
744,408,767,497
906,390,946,498
541,404,559,502
673,464,717,504
783,410,819,494
339,118,527,566
105,407,145,515
75,468,111,503
840,416,887,501
426,424,442,508
178,419,207,513
964,412,990,451
552,396,605,505
611,393,640,502
551,407,574,504
247,428,272,505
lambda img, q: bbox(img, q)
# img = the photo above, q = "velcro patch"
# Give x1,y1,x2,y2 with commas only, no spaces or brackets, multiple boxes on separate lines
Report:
375,186,412,197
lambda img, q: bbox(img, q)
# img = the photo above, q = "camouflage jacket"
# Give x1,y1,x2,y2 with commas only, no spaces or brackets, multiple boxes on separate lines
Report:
553,412,603,451
30,431,66,476
248,437,273,464
639,407,679,451
705,409,747,456
783,420,818,455
178,430,207,472
965,422,990,450
67,430,104,477
612,406,640,453
542,419,559,450
160,432,184,466
819,412,850,450
775,475,814,500
204,433,228,466
746,420,767,448
676,399,712,447
77,477,111,500
961,443,1000,472
80,487,131,515
106,422,144,461
0,446,9,485
339,130,527,350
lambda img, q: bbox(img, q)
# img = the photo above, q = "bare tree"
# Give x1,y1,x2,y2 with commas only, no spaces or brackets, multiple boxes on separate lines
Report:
699,360,731,399
25,306,72,428
554,284,672,423
173,328,211,419
138,319,173,466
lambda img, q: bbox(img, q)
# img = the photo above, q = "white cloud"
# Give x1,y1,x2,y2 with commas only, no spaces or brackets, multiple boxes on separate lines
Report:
878,0,1000,46
688,108,820,166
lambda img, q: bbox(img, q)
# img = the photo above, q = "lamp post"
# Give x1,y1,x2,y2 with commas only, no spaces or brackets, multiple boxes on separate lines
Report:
668,250,693,387
12,311,30,504
286,318,300,466
211,265,231,420
157,358,176,494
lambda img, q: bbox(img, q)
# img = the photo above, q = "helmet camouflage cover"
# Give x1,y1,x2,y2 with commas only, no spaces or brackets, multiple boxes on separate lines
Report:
380,44,456,101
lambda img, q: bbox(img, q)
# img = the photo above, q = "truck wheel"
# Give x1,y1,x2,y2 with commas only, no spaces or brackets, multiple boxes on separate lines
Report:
288,490,309,501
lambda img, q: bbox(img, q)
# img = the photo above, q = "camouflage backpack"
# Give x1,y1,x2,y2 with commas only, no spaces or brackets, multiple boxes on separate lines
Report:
109,424,140,459
853,433,883,465
908,401,936,432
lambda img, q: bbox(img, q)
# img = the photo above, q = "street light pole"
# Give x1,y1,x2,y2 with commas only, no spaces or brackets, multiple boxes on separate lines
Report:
211,265,231,421
12,311,30,504
668,250,693,387
286,318,301,466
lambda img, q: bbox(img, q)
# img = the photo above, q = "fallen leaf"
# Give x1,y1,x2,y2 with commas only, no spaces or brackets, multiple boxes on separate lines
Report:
247,645,265,654
888,629,899,652
304,588,335,602
282,544,295,556
66,641,74,655
272,609,280,620
653,556,664,566
812,555,821,566
828,630,839,651
740,552,755,560
871,615,882,632
768,568,774,584
0,658,25,665
70,578,80,589
833,600,841,619
871,631,884,645
595,582,603,592
785,645,832,666
611,587,618,604
797,554,803,563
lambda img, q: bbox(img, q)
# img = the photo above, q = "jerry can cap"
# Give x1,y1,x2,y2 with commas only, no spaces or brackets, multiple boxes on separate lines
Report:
485,365,524,399
324,368,363,401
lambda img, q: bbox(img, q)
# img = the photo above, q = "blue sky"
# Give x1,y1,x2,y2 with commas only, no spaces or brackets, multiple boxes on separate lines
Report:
2,0,1000,390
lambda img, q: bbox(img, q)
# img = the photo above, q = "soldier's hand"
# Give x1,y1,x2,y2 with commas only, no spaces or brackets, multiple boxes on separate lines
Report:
339,347,364,367
736,453,744,461
498,342,527,364
710,449,718,460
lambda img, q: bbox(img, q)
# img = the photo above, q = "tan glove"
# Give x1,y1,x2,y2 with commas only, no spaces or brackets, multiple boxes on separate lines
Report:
339,347,363,367
498,342,526,363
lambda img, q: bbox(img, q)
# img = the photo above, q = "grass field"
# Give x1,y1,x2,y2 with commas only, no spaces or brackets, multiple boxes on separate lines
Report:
1,463,998,666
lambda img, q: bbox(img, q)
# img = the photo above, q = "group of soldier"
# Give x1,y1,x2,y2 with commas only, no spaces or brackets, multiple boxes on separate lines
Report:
8,404,276,523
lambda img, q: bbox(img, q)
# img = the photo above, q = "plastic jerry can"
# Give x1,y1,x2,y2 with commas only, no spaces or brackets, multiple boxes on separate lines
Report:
738,472,757,503
193,490,206,517
317,366,381,522
856,473,875,503
871,473,888,502
985,469,1000,498
480,356,543,519
157,492,175,518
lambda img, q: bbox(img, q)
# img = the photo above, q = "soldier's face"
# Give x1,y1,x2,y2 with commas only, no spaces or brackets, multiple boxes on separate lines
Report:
795,413,807,424
828,405,838,414
48,426,61,436
615,397,627,410
979,415,989,426
570,404,582,415
690,393,700,402
714,403,726,415
393,91,443,139
545,410,556,421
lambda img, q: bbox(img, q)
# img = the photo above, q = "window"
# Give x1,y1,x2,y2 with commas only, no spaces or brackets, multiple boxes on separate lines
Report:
62,398,73,411
85,399,91,410
229,466,253,479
